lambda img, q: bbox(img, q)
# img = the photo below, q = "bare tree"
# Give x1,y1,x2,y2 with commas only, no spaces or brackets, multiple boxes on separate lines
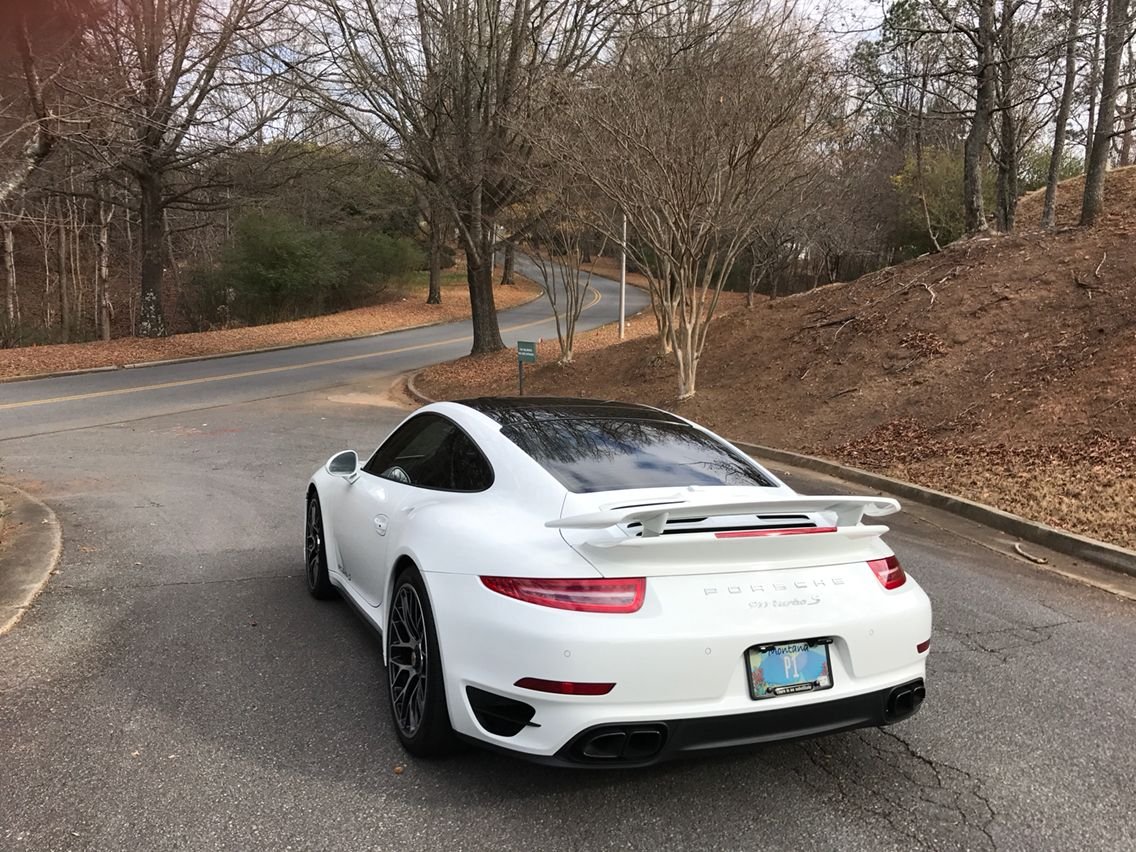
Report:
0,1,95,205
1043,0,1085,227
80,0,293,336
2,218,16,324
557,0,839,398
415,186,449,305
1082,0,1132,224
524,193,606,363
95,183,113,339
1084,0,1105,164
963,0,997,231
310,0,623,355
1,1,96,328
1121,41,1136,164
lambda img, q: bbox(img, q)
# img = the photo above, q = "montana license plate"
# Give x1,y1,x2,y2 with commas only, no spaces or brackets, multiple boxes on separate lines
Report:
746,639,833,700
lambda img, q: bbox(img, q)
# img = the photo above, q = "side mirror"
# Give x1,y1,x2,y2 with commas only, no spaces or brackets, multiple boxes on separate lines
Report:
326,450,360,482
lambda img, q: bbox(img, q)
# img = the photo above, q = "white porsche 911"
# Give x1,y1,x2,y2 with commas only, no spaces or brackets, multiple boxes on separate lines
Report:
305,398,931,766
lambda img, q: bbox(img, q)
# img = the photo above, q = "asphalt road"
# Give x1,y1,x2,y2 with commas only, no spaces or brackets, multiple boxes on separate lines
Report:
1,272,1134,851
0,255,650,441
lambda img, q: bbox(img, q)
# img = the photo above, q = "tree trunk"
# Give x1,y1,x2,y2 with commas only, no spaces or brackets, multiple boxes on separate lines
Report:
995,109,1018,231
500,242,515,285
1122,99,1134,166
1086,0,1104,167
97,193,112,341
465,240,504,354
964,0,997,232
1081,0,1130,226
3,223,16,324
673,313,697,400
56,199,70,343
995,0,1017,232
427,219,442,305
648,261,675,356
137,171,166,337
580,233,592,265
916,69,943,250
1121,42,1135,165
1042,0,1083,228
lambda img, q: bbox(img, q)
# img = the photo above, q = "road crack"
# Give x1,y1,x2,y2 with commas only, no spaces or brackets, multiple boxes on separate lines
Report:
935,619,1078,664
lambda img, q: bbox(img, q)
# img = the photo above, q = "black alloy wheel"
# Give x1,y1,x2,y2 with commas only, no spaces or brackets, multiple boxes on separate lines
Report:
386,567,455,756
305,494,335,599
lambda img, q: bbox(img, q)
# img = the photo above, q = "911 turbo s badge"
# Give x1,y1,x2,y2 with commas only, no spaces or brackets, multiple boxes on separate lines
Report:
749,596,822,609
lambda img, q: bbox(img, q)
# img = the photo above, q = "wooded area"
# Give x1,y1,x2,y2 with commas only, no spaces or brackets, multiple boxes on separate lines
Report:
2,0,1134,396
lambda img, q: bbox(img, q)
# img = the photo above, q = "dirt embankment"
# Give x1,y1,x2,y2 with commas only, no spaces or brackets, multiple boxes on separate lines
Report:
417,170,1136,548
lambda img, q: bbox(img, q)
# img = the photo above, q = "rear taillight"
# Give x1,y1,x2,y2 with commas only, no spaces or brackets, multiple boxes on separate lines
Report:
514,677,615,695
868,555,907,590
481,576,646,613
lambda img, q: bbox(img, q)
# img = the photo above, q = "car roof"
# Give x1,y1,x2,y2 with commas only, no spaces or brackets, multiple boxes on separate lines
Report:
455,397,685,426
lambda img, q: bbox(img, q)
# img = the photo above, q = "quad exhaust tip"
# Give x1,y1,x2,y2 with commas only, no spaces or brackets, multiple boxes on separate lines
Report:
572,725,668,762
885,679,927,722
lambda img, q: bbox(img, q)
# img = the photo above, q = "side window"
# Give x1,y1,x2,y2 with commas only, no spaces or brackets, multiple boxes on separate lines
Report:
448,428,494,491
363,414,493,492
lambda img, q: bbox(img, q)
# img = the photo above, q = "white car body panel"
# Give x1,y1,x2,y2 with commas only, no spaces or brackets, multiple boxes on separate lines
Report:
308,399,932,765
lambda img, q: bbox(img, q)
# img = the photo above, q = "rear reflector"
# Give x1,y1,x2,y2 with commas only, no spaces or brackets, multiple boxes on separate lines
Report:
867,555,907,589
514,677,615,695
917,639,930,653
481,576,646,613
714,526,838,539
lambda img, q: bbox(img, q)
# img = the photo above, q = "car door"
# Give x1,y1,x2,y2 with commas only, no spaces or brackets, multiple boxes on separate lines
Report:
338,414,488,607
333,468,399,607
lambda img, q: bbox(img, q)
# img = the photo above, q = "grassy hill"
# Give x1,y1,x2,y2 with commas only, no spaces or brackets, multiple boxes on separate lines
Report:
417,169,1136,548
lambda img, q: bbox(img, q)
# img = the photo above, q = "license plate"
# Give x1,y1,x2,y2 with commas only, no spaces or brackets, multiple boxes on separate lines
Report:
746,639,833,700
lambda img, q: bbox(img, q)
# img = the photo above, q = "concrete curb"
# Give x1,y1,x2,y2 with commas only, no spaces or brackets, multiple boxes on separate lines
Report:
405,371,1136,579
0,286,547,385
0,483,62,636
0,365,123,384
731,441,1136,579
404,370,434,406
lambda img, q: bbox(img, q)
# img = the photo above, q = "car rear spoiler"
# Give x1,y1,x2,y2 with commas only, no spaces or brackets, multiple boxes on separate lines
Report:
546,495,900,537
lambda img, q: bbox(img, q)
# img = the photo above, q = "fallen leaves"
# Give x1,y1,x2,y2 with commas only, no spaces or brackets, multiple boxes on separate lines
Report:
0,277,542,380
830,423,1136,549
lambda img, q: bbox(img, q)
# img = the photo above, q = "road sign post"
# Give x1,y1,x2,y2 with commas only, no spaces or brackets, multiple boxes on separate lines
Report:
517,340,537,395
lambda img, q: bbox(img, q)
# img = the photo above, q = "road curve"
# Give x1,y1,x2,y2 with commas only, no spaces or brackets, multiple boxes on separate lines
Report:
0,258,1133,851
0,256,652,441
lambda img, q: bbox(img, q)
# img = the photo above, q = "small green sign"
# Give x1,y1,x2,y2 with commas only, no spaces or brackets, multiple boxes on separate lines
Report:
517,340,537,363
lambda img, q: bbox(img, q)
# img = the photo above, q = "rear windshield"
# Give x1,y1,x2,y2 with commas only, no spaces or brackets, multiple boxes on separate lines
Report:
501,417,774,493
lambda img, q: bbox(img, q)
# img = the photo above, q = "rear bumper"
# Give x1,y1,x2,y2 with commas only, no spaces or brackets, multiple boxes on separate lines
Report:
464,679,926,768
424,568,931,762
555,678,926,766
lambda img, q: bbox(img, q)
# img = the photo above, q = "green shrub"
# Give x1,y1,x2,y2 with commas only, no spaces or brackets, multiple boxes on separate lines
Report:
184,212,424,328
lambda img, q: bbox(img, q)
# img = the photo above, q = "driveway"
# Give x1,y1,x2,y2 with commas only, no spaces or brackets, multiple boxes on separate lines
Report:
0,273,1133,851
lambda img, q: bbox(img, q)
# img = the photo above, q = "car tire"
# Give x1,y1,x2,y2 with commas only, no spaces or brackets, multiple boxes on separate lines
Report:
387,566,455,757
304,493,336,600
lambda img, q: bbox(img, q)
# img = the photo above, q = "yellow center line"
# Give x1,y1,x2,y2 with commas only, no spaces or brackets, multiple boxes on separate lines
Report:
0,289,603,412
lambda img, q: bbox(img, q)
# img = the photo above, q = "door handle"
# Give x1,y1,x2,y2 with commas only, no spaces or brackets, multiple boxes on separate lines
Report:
373,514,389,536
